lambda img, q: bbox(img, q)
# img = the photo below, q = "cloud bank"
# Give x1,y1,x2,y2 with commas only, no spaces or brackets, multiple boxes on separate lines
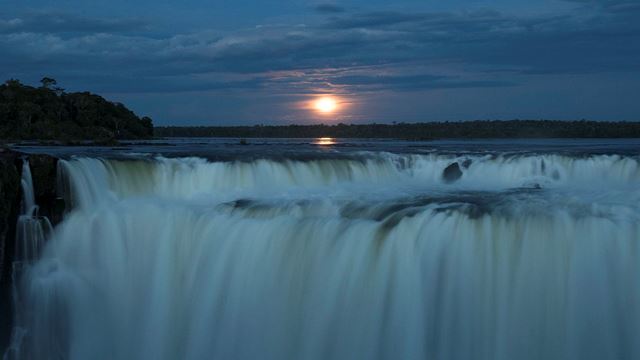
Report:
1,0,638,123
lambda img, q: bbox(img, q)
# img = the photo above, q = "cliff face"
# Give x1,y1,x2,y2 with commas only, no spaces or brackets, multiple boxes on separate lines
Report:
27,154,63,224
0,149,21,286
0,149,61,350
0,149,21,350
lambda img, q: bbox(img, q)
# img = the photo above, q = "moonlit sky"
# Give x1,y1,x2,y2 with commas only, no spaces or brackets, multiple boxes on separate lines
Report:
1,0,639,125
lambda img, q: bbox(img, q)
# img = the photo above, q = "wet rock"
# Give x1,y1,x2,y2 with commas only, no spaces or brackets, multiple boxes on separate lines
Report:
442,162,463,183
0,151,21,350
461,159,473,169
28,154,63,224
0,152,21,283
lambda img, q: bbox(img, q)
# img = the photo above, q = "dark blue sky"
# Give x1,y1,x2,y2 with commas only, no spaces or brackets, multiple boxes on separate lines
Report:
2,0,639,125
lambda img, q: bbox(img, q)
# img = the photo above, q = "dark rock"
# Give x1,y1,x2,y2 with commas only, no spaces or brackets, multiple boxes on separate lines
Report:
28,155,57,200
0,152,21,283
442,162,463,183
0,151,21,350
27,154,63,224
461,159,473,169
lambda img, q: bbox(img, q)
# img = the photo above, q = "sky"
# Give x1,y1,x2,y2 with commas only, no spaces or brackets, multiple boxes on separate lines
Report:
1,0,639,125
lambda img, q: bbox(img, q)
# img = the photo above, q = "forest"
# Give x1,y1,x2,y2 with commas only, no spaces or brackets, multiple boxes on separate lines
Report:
2,78,639,141
0,78,153,141
156,120,640,139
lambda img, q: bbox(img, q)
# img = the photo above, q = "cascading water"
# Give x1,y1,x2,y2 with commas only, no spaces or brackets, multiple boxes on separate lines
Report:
15,159,52,263
5,151,640,360
4,160,52,360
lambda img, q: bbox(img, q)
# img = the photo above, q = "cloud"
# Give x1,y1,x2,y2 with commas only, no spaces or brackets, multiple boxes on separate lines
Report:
322,8,512,31
325,11,433,29
0,2,638,97
314,4,346,14
563,0,640,13
84,75,267,94
0,12,148,34
329,74,515,91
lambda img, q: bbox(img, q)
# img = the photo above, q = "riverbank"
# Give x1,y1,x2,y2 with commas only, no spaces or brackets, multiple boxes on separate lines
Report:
155,120,640,139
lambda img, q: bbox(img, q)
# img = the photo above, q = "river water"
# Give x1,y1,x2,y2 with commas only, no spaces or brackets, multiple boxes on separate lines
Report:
5,138,640,360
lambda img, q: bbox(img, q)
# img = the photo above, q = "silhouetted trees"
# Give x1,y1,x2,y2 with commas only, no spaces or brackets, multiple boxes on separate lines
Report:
156,120,640,139
39,77,57,89
3,77,637,141
0,78,153,140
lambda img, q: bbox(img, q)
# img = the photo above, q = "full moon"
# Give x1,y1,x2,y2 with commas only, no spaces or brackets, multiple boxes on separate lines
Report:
314,97,338,114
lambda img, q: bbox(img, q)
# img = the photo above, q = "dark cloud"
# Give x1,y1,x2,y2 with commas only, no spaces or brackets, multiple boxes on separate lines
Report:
325,11,433,29
65,74,268,94
562,0,640,14
314,4,346,14
0,2,638,99
0,12,148,34
322,9,512,30
329,74,515,91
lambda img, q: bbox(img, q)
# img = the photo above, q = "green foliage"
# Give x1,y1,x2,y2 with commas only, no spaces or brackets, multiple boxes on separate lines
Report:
156,120,640,139
0,79,153,140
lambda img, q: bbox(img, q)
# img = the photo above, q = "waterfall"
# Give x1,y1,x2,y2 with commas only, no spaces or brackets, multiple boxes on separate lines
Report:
5,153,640,360
4,159,52,360
18,162,36,218
14,159,52,262
57,154,640,207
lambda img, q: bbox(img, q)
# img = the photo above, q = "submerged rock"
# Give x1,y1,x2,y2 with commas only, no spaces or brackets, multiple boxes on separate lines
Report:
442,162,463,183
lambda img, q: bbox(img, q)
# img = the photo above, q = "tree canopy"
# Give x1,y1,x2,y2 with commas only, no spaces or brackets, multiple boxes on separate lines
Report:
0,79,153,141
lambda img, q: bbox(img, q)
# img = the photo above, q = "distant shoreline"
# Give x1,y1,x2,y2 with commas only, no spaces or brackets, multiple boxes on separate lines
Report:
155,120,640,139
5,120,640,146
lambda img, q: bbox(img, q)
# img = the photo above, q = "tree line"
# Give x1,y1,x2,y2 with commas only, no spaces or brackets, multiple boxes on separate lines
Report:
2,78,638,141
0,78,153,141
156,120,640,139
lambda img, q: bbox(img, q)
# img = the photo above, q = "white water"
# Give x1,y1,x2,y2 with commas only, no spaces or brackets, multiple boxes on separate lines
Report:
7,153,640,360
14,159,51,263
18,161,36,218
5,160,52,360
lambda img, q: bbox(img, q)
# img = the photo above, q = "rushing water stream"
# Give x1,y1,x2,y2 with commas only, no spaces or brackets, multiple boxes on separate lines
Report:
5,160,52,360
4,141,640,360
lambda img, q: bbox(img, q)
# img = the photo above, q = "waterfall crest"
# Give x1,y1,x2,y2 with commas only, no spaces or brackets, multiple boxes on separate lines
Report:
7,153,640,360
60,154,640,206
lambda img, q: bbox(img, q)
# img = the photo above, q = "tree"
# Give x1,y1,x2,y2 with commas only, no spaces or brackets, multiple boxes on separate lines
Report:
1,78,154,140
5,79,22,87
40,77,57,89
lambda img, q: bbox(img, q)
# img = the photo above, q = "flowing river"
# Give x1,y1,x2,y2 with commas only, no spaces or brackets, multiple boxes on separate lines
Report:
5,138,640,360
